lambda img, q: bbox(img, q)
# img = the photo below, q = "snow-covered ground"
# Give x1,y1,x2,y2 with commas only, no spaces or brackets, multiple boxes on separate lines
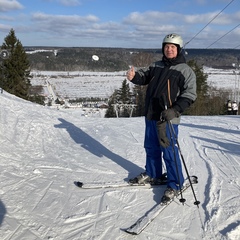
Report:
205,67,238,91
0,89,239,239
31,67,239,101
31,70,127,99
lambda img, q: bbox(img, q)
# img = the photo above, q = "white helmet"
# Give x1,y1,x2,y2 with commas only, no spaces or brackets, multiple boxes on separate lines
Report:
162,33,183,48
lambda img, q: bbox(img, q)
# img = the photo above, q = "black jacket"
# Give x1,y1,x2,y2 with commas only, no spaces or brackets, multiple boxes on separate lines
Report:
131,54,197,121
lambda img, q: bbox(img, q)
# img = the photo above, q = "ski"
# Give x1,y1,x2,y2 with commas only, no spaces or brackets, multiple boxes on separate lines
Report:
124,176,198,235
74,180,167,189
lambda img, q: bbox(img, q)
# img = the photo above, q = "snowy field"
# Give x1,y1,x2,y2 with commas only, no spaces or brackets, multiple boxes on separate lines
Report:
31,71,127,99
30,67,239,101
205,67,237,92
0,88,239,239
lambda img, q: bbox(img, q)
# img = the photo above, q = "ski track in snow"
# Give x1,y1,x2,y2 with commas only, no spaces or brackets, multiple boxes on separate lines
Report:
0,92,240,240
180,117,240,240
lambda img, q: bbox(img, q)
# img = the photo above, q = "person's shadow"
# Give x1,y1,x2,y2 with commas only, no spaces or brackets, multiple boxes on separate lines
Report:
54,118,143,179
0,199,6,227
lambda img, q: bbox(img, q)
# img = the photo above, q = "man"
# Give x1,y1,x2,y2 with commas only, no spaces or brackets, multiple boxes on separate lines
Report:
126,33,197,202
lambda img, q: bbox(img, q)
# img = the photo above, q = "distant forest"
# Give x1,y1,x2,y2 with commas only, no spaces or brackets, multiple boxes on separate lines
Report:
26,47,240,72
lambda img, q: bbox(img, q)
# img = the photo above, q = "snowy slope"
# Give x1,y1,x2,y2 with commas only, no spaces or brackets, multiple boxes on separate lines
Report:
0,91,239,240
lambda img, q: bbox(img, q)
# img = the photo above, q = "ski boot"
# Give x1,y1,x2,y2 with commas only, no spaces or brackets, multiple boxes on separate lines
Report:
128,172,153,185
161,188,180,204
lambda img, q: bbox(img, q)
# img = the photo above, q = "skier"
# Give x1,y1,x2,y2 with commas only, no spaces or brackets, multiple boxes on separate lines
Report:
227,100,233,115
126,33,197,202
232,101,238,115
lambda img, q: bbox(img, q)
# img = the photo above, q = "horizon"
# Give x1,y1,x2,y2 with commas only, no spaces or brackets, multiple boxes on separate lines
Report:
23,46,240,50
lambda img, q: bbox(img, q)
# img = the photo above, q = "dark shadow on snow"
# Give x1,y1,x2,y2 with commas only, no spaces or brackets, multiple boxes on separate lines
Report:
181,122,240,153
190,135,240,154
0,199,6,227
219,220,240,236
55,118,143,179
181,122,240,136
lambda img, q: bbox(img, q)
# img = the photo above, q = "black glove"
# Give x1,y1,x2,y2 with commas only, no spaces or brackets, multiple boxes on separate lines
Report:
156,121,170,148
161,108,180,121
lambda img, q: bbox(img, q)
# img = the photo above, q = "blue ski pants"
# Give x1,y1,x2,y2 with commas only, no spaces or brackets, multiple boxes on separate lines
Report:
144,118,184,190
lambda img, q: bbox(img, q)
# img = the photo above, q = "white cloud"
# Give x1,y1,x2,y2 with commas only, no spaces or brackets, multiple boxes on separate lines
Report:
0,0,23,12
59,0,82,6
1,3,239,49
123,11,194,27
26,9,238,48
123,10,238,28
0,23,12,31
184,11,237,25
44,0,82,7
32,12,99,26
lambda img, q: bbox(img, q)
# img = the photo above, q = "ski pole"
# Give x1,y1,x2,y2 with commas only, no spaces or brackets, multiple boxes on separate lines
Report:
167,122,200,207
162,93,200,206
161,94,185,204
168,122,186,204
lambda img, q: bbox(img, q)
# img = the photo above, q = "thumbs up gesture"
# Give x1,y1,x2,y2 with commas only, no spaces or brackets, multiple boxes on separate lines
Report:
126,66,135,81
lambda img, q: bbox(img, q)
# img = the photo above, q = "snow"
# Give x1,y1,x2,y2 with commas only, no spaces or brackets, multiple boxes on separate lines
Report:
30,70,127,99
0,68,240,239
30,67,240,103
204,67,237,92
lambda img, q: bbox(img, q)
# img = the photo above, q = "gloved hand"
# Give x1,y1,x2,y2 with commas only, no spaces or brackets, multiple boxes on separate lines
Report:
161,108,180,121
156,121,170,148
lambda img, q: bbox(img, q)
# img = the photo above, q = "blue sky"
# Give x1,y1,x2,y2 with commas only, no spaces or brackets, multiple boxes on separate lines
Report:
0,0,239,49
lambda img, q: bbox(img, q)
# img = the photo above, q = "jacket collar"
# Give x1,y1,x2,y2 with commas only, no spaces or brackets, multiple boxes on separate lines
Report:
162,53,186,66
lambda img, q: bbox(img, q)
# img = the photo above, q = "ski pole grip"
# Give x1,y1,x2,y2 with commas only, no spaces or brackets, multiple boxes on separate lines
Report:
162,93,168,110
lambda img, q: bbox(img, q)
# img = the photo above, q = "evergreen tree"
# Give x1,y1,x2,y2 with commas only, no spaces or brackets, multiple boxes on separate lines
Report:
132,85,147,116
1,29,31,99
129,52,154,117
186,60,209,115
105,90,118,118
105,79,133,117
118,79,132,117
117,79,131,103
